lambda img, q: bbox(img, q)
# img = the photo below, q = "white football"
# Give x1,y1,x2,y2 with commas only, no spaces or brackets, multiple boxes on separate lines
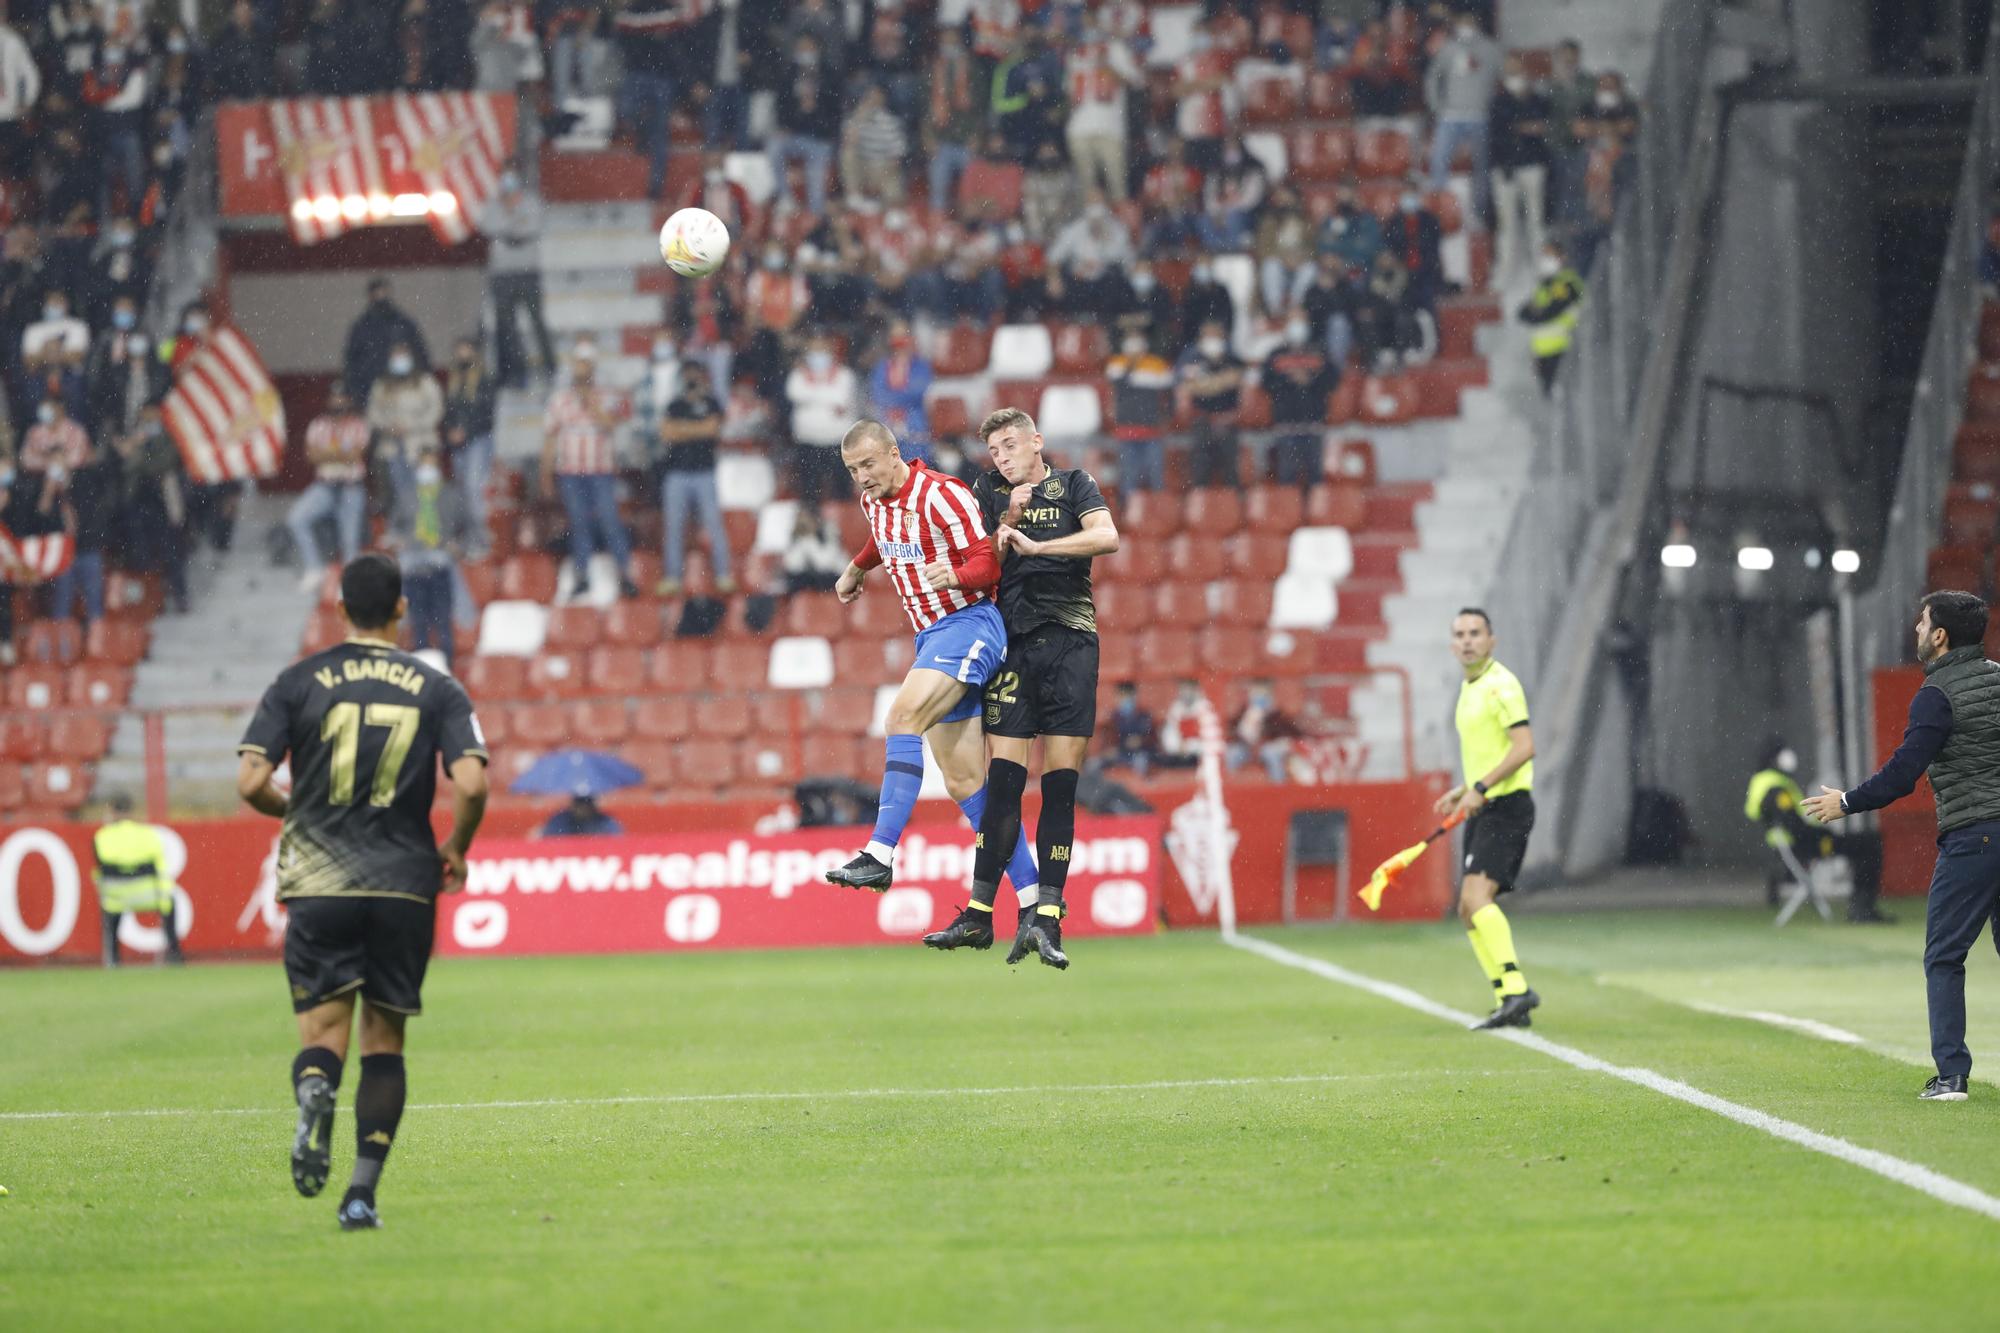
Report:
659,207,731,278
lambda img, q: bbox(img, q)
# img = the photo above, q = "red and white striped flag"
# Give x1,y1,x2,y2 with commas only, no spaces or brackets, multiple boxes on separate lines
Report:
0,525,73,583
269,97,385,245
162,328,287,484
392,92,508,246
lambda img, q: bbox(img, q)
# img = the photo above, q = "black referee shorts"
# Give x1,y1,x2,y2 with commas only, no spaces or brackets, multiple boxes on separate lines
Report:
1463,792,1536,894
283,895,437,1017
984,626,1099,740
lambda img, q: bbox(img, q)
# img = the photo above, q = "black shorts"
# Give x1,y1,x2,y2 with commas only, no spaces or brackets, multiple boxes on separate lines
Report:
985,625,1099,740
1463,792,1535,894
282,895,437,1017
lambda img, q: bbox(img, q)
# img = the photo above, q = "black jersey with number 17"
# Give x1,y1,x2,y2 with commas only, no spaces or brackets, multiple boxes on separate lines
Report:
237,639,488,903
971,464,1109,637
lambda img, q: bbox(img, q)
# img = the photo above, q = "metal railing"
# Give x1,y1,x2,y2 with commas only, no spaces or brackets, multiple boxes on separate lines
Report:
1852,17,2000,673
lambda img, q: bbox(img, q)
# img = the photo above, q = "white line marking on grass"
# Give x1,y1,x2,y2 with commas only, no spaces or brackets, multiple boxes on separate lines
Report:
1686,1002,1867,1045
1224,930,2000,1224
0,1069,1546,1122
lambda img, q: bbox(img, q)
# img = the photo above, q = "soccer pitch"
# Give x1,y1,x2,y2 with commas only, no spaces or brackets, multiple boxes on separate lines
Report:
6,909,2000,1331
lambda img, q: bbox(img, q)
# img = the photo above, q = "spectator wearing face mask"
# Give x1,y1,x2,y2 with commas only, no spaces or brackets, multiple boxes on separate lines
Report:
1180,261,1237,357
84,295,159,438
111,405,188,613
1176,321,1245,489
367,340,443,526
1112,261,1179,357
1488,54,1552,291
1229,678,1304,781
1096,681,1160,777
1384,182,1446,320
83,39,149,223
343,276,430,401
288,386,372,589
209,0,276,101
1047,192,1136,317
22,288,90,377
1321,184,1384,275
480,170,557,389
391,443,468,666
1022,141,1081,244
52,436,116,628
1203,136,1268,250
1518,243,1584,392
1174,15,1240,172
442,338,496,560
543,344,640,601
1543,40,1597,228
613,0,708,201
784,333,858,504
473,2,544,94
1254,185,1317,318
1160,676,1216,767
1424,11,1502,222
88,215,147,328
840,82,908,208
867,319,933,467
1106,330,1174,492
656,360,732,599
772,38,840,219
1263,316,1340,487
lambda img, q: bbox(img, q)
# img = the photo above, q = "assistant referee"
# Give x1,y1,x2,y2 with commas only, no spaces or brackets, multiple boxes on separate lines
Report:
1804,590,2000,1102
1442,608,1540,1030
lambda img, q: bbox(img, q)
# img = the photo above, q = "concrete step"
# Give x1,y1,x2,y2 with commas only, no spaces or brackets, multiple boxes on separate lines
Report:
543,290,664,336
540,226,667,273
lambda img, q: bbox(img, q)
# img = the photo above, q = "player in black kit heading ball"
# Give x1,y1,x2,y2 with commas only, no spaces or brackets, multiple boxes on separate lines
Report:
236,554,490,1230
924,407,1120,968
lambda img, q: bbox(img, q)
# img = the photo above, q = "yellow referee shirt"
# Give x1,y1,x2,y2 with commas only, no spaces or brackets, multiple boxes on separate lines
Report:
1455,659,1533,798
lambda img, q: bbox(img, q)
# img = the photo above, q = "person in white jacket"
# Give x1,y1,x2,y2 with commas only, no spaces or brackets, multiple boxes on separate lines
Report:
784,333,858,504
0,19,40,176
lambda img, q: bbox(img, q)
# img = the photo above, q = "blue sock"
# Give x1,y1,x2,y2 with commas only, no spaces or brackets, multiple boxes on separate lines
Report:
867,734,926,860
956,785,1040,903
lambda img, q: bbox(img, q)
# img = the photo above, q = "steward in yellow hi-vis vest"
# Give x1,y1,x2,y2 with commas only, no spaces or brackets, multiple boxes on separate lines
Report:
1517,245,1583,394
93,792,181,965
1745,737,1830,907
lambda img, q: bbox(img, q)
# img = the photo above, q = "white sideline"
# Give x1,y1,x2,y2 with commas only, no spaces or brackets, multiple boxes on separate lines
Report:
0,1068,1545,1122
1224,930,2000,1224
1686,1001,1868,1046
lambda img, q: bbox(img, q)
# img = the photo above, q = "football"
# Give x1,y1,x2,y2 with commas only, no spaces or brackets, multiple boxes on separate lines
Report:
658,207,731,278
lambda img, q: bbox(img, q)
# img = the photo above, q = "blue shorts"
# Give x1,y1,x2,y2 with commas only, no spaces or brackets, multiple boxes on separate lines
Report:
912,601,1007,724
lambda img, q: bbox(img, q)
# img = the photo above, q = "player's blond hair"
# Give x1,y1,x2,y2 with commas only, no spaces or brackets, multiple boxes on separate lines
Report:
978,407,1037,443
840,419,900,454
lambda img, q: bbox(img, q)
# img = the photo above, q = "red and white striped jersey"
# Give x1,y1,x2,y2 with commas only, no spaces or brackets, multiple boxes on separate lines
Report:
305,413,371,484
544,386,625,475
863,461,991,632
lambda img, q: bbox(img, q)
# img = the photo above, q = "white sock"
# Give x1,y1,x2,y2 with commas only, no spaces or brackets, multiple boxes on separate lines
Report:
865,840,897,865
1016,884,1039,908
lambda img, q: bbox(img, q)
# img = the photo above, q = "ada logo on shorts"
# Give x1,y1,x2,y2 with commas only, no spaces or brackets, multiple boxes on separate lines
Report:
1041,475,1065,500
985,701,1002,727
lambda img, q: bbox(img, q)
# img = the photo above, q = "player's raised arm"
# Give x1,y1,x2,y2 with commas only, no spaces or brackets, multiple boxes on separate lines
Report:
837,533,880,604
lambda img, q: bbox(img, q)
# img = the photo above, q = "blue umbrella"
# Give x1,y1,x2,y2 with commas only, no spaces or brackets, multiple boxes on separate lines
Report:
508,750,644,798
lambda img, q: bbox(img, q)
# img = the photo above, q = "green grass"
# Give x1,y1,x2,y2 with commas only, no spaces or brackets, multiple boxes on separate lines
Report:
5,907,2000,1331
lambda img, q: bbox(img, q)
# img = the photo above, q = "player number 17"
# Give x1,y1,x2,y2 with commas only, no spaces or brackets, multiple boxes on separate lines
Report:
322,702,421,807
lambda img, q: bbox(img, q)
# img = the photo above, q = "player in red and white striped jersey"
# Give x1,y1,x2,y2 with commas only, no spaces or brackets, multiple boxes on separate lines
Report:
824,419,1041,902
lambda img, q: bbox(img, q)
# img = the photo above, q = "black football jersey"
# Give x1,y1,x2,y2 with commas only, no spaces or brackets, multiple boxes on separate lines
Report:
971,464,1109,637
238,639,488,902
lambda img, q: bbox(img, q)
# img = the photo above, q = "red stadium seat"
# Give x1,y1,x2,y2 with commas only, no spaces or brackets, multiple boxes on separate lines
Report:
5,666,64,710
1246,486,1305,532
1287,126,1354,181
511,703,570,749
928,394,973,440
648,641,716,694
932,327,992,379
0,715,46,760
1210,579,1275,626
23,620,81,666
1235,384,1274,432
1305,69,1353,118
1426,188,1464,233
834,506,871,553
499,555,559,603
1968,368,2000,420
1929,547,1986,594
1097,631,1138,683
1944,489,2000,547
68,664,133,708
1100,537,1169,584
833,637,897,684
1308,481,1369,530
800,733,864,779
1166,533,1227,582
570,698,629,748
527,651,588,698
475,706,513,747
544,605,603,651
1183,489,1244,535
1243,77,1301,126
694,694,754,740
48,712,114,763
104,571,163,620
1150,580,1209,629
302,606,346,653
852,593,910,639
1051,323,1110,376
584,646,646,696
603,601,665,648
1199,627,1261,676
460,560,498,607
957,158,1024,218
1224,533,1290,581
462,654,530,701
1328,438,1378,487
0,762,23,809
784,594,847,639
84,620,148,666
622,740,680,790
632,696,695,739
1956,422,2000,484
1094,583,1148,630
1119,490,1182,540
1354,128,1414,179
30,761,89,810
677,738,740,789
709,641,771,691
1134,627,1196,680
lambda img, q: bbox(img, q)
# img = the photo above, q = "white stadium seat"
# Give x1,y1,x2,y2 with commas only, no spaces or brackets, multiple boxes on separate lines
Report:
717,451,776,510
1286,526,1355,582
724,151,775,204
1242,131,1289,182
1210,254,1257,353
753,500,800,554
768,636,836,690
1037,384,1103,442
989,323,1054,379
1146,5,1201,67
1269,574,1339,630
476,600,550,657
